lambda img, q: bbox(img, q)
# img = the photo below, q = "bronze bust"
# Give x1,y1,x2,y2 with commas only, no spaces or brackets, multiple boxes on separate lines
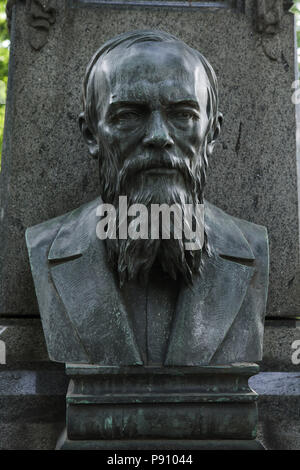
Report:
25,30,269,366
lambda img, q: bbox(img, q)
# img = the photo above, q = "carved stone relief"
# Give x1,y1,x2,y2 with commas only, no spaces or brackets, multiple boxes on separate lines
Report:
6,0,56,51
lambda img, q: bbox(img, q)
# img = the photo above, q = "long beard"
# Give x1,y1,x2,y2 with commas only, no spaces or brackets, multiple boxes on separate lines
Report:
98,144,210,287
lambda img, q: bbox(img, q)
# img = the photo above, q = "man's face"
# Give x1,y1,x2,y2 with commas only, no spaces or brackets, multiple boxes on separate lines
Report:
92,41,211,198
84,40,214,285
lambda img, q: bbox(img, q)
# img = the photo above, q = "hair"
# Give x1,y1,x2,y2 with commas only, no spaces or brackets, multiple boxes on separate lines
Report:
81,29,220,145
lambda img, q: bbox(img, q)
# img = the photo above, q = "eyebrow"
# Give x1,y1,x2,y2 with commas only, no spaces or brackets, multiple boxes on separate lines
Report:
166,100,200,110
107,101,148,112
108,99,200,110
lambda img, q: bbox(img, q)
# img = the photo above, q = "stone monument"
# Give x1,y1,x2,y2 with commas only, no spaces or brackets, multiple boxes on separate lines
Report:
26,30,269,450
1,0,299,451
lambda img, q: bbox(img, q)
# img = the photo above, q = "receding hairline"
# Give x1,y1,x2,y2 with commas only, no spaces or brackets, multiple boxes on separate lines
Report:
82,30,219,134
90,41,211,100
97,39,207,76
83,30,216,99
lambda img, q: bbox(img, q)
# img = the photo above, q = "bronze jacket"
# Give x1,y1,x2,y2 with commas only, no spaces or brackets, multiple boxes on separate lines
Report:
26,198,269,365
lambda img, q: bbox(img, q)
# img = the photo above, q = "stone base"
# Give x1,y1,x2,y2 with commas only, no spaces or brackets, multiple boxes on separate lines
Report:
57,429,264,450
56,363,263,450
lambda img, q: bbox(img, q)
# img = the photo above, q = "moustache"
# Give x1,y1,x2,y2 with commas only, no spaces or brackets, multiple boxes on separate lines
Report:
118,152,195,185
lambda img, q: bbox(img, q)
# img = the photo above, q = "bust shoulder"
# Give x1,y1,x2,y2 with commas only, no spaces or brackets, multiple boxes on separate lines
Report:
230,212,269,260
25,198,100,255
204,200,269,263
26,198,269,266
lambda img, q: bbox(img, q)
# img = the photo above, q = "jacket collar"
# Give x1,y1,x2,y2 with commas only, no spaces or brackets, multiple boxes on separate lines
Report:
48,198,255,262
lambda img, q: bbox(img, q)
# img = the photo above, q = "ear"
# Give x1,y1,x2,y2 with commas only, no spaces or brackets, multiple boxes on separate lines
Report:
206,111,223,157
79,112,99,159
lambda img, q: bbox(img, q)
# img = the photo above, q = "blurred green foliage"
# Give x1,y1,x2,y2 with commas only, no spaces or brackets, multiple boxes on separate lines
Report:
0,0,9,166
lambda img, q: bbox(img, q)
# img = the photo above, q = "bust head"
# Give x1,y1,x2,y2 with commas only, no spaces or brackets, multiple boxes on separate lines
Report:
79,30,223,286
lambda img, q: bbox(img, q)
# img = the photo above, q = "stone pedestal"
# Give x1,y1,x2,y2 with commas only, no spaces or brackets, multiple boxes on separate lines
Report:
57,363,264,450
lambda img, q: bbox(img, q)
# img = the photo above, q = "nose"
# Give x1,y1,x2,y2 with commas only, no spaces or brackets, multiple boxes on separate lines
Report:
143,111,174,148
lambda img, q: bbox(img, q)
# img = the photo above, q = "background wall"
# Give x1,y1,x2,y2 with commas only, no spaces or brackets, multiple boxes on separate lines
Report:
0,0,299,449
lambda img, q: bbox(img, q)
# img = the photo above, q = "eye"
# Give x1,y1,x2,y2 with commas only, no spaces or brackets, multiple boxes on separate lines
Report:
114,111,141,123
169,110,199,122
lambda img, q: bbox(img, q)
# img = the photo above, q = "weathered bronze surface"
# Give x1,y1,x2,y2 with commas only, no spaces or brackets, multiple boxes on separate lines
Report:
26,30,269,366
25,30,269,448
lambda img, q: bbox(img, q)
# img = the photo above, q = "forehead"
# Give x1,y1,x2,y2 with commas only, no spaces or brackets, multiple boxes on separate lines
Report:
94,42,209,104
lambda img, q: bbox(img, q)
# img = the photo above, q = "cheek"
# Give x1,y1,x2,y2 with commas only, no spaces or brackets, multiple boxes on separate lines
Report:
100,123,145,158
98,123,117,147
174,122,204,157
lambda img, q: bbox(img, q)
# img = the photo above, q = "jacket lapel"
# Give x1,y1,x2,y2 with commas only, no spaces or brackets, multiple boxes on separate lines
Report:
48,198,143,365
165,202,256,365
47,198,255,366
